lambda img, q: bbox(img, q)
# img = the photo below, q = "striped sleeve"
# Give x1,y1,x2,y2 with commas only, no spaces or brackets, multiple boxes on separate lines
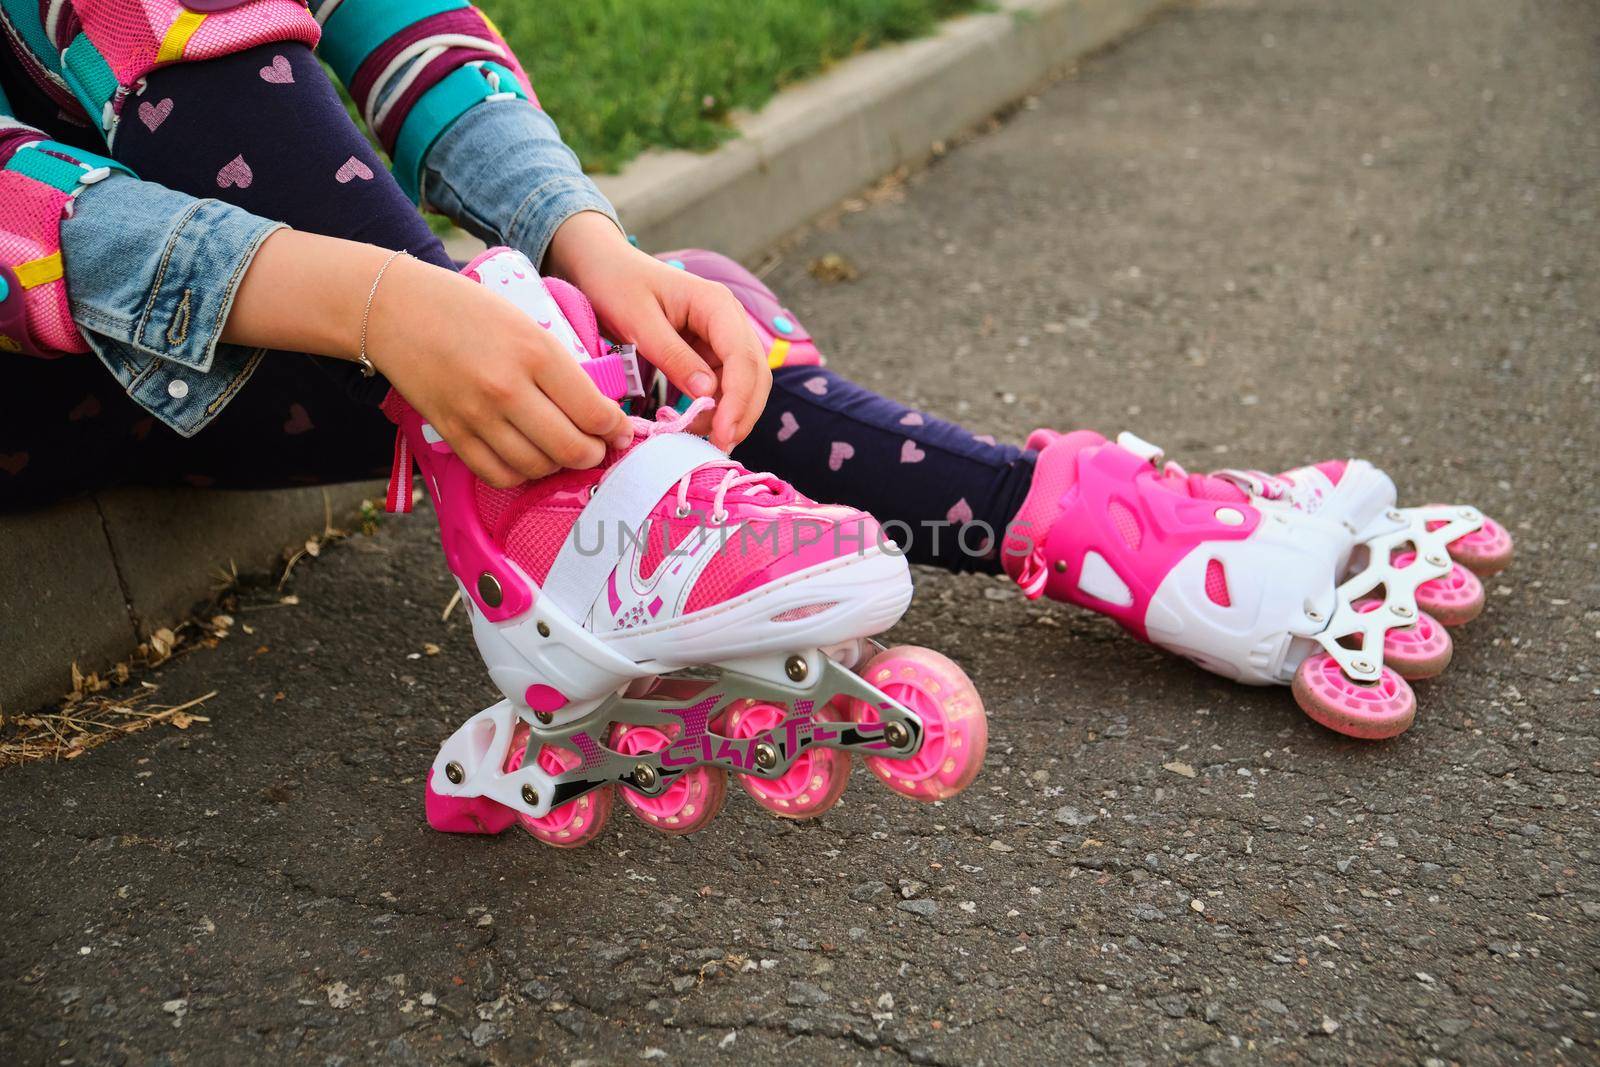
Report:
312,0,538,202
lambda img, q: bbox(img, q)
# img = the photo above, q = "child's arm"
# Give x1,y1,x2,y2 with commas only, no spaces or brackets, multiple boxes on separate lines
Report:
222,228,632,485
311,1,768,452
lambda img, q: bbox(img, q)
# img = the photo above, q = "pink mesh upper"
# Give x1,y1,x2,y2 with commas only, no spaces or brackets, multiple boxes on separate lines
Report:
474,482,524,532
1003,430,1101,576
683,527,785,613
1108,500,1142,550
473,431,854,619
1204,559,1231,607
501,508,575,586
1184,475,1248,503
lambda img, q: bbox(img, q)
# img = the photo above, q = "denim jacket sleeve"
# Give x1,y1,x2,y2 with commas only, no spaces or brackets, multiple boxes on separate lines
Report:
421,99,621,269
60,174,284,437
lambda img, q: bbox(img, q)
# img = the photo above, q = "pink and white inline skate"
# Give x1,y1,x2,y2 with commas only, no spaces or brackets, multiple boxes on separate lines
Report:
385,248,987,846
1003,429,1513,739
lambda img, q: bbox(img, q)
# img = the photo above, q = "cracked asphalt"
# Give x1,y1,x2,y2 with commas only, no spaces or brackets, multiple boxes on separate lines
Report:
4,0,1598,1063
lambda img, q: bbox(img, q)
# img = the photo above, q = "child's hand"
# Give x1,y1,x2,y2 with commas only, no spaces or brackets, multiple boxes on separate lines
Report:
366,255,633,487
545,212,771,452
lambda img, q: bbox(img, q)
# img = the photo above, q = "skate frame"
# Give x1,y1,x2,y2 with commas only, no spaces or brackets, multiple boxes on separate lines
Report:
1308,504,1487,683
431,647,925,820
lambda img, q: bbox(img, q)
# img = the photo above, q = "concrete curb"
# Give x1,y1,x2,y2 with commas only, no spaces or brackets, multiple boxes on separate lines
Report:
1,0,1168,715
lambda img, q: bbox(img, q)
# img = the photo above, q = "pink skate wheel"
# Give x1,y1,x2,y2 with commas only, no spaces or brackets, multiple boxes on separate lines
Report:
1391,550,1485,627
724,698,851,819
611,723,727,835
424,769,518,835
1292,651,1416,740
506,742,613,848
1354,599,1453,681
854,646,987,802
1425,509,1514,577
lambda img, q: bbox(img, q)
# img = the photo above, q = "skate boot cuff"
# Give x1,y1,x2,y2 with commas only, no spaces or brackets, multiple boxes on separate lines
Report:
1003,429,1106,597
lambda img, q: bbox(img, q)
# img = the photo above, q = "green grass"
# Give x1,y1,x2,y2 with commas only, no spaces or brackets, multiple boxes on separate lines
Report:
478,0,985,173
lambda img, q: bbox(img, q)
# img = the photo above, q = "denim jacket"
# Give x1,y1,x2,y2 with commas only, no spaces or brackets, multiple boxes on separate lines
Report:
55,99,618,436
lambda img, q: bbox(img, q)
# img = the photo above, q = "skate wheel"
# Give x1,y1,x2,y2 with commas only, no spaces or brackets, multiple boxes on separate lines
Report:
723,698,851,819
1354,599,1453,681
1391,550,1485,626
506,742,613,849
854,646,987,802
611,723,727,835
1425,510,1514,577
1292,651,1416,739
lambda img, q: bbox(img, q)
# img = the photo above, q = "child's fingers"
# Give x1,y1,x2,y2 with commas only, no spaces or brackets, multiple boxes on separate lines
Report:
502,387,607,471
535,356,635,450
455,435,527,490
689,287,768,449
631,312,718,401
485,420,561,483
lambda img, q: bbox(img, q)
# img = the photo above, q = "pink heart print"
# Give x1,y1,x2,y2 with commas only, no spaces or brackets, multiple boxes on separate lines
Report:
283,403,314,435
946,498,974,525
899,412,925,426
0,451,28,476
900,440,926,464
828,441,855,471
335,157,374,184
216,155,253,189
259,55,295,83
802,376,829,396
973,434,996,446
138,98,173,132
777,412,800,442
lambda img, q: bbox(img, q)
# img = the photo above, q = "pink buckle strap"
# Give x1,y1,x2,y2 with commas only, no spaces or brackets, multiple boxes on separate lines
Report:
582,346,644,402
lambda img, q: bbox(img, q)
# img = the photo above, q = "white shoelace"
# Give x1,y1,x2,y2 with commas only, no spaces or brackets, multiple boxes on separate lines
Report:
630,396,780,523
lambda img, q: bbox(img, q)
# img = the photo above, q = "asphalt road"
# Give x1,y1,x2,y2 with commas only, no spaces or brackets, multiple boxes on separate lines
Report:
4,0,1598,1063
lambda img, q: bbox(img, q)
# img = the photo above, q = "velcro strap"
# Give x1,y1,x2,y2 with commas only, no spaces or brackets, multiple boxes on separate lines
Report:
541,433,728,622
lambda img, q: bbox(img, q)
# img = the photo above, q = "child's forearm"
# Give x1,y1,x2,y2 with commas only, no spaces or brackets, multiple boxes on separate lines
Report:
219,229,399,360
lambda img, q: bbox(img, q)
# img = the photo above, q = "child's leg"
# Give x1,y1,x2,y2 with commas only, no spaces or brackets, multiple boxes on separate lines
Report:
734,368,1036,575
113,43,460,405
0,350,397,511
660,251,1036,575
116,43,452,266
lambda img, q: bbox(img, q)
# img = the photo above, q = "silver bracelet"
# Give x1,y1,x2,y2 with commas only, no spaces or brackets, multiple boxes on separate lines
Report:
358,249,411,378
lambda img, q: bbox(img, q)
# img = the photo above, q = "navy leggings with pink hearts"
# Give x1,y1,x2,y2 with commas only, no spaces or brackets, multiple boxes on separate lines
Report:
0,43,1035,573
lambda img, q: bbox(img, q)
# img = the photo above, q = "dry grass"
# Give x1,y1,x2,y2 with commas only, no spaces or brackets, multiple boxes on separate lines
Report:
0,685,215,768
0,613,229,767
1,493,384,769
